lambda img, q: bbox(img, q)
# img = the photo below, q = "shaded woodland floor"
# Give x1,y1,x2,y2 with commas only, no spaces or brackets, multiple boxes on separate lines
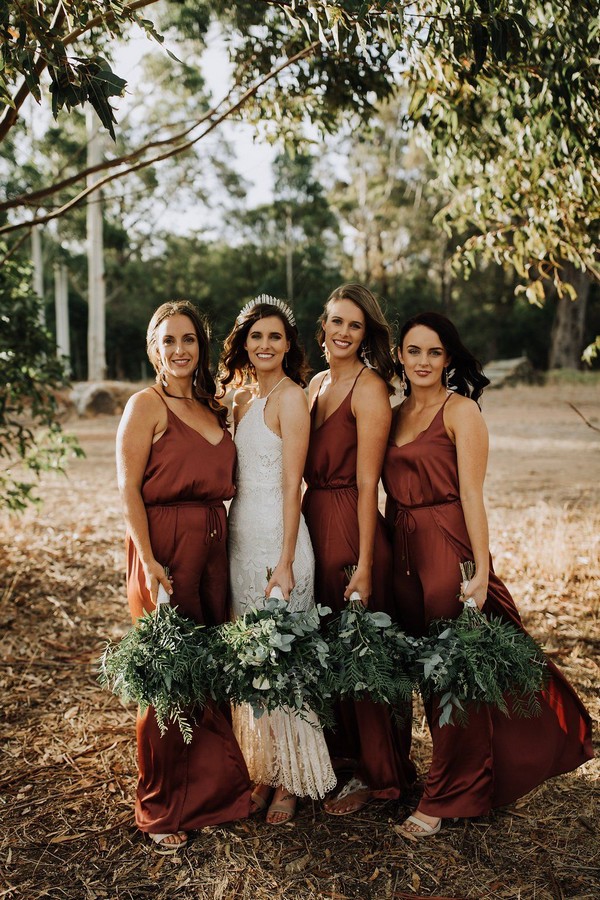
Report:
1,382,598,899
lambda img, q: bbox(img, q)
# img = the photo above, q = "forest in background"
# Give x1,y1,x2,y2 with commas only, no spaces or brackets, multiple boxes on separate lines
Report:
1,0,599,384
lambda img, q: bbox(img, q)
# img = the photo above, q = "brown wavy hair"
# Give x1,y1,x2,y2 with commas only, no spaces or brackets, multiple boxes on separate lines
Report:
316,283,395,395
219,301,311,390
146,300,227,425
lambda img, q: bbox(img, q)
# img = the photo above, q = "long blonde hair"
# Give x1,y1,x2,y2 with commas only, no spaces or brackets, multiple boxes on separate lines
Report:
317,283,395,394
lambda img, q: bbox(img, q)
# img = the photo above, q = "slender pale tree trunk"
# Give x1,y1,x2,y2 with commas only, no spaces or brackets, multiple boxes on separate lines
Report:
548,264,591,369
31,225,45,323
285,206,294,304
86,111,107,381
54,263,70,374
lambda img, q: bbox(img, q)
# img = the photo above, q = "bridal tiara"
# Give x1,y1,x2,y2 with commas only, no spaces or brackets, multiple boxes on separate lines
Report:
236,294,296,328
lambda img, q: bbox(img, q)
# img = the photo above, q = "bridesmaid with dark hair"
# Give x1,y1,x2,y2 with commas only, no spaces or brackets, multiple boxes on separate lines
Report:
383,311,593,839
303,283,416,815
116,301,252,853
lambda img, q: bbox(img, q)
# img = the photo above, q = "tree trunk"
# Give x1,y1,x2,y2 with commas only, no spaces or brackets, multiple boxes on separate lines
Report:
54,263,70,374
86,112,107,381
31,225,44,323
548,264,591,369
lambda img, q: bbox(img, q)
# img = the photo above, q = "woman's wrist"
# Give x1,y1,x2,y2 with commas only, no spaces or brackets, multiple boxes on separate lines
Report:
276,555,295,568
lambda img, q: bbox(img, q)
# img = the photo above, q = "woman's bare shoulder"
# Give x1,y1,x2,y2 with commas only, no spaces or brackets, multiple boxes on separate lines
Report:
123,386,163,415
446,392,482,416
278,379,309,416
354,367,389,401
444,393,486,435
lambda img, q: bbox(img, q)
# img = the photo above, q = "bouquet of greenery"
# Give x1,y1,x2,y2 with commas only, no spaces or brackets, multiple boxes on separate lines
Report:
324,568,418,706
208,589,334,726
98,577,211,744
416,562,548,726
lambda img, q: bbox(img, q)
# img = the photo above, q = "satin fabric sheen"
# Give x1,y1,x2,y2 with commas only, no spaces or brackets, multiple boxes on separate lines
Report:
382,397,593,817
126,398,252,832
303,371,416,798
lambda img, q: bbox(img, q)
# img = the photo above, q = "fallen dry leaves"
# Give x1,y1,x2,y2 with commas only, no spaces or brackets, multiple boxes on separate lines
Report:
0,385,598,899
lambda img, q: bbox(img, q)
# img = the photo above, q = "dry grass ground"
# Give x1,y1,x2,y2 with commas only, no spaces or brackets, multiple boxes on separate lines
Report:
0,382,598,900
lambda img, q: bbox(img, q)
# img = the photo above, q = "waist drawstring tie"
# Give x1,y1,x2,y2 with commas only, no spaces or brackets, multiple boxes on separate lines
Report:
205,506,223,544
146,500,224,544
394,506,416,575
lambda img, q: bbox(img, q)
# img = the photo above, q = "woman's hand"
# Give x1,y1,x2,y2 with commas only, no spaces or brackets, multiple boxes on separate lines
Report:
266,561,295,601
344,566,371,606
462,572,488,610
143,559,173,606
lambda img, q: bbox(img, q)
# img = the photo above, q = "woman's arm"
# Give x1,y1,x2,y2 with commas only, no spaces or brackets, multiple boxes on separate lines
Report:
265,386,310,600
116,392,172,604
446,397,490,609
346,373,392,605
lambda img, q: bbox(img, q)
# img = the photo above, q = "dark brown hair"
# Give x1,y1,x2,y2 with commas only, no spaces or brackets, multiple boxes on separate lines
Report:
398,311,490,404
146,300,227,425
219,301,311,390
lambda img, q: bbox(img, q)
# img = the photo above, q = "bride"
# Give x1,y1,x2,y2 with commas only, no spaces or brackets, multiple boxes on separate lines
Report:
219,295,336,824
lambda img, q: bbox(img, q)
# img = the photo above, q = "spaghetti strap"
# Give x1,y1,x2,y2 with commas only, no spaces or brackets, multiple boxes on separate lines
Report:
150,386,169,407
264,376,288,402
351,366,368,390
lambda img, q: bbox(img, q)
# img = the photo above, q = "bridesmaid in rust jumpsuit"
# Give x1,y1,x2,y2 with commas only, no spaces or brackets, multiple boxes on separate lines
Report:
116,301,251,853
303,284,416,815
383,311,593,839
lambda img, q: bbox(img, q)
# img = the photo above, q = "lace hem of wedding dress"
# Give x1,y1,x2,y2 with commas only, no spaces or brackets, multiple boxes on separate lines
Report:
232,703,337,800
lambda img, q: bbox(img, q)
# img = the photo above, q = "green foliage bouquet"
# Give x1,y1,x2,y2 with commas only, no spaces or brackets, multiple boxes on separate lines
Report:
209,595,334,727
99,594,211,744
417,562,548,727
325,569,418,706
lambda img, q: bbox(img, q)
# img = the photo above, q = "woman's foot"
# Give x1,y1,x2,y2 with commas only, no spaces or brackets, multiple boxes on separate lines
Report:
266,787,297,825
323,776,371,816
397,810,442,841
148,831,188,854
250,783,273,815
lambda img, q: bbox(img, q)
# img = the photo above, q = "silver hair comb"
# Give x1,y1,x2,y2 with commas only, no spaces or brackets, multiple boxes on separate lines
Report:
236,294,296,328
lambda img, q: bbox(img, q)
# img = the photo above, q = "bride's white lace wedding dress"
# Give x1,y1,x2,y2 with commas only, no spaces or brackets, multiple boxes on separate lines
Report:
228,390,336,799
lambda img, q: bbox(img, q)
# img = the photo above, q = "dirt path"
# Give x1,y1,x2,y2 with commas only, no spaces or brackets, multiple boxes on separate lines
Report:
0,382,597,900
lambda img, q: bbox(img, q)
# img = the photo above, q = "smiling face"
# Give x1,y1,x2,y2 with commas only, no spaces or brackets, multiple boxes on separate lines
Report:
322,298,366,362
156,313,200,382
244,315,290,375
400,324,450,389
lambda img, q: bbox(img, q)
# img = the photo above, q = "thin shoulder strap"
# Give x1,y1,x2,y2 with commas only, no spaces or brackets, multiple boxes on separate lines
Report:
150,386,169,408
351,366,368,391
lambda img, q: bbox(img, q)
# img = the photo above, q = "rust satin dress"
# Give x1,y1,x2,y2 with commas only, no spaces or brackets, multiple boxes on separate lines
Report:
302,370,416,798
382,397,593,818
126,394,252,833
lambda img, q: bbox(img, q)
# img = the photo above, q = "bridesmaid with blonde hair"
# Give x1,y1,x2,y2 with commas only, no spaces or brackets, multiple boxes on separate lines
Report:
303,283,416,815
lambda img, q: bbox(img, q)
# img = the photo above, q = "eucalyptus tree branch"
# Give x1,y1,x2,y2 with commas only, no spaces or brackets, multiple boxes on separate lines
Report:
0,41,320,236
0,0,161,142
0,95,234,213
